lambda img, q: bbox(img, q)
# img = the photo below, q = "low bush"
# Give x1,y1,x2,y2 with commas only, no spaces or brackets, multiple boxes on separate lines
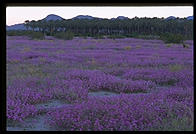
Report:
7,30,20,36
108,35,126,39
7,30,45,40
7,30,32,36
166,43,173,47
169,64,184,72
160,33,184,44
125,33,139,38
93,35,105,39
28,32,45,40
124,46,131,50
54,31,74,40
137,35,160,40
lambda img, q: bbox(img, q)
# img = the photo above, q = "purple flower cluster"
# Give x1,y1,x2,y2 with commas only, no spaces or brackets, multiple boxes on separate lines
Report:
47,87,193,131
6,78,53,122
123,68,193,87
51,79,88,103
7,99,38,122
62,69,155,93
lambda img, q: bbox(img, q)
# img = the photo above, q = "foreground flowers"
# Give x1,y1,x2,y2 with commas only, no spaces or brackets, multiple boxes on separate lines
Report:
47,87,193,131
6,36,193,130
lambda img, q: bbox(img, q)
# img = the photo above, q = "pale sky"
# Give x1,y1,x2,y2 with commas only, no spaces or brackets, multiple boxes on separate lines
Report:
6,6,193,26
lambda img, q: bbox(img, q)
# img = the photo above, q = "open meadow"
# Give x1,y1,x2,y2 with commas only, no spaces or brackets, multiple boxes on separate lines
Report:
6,36,193,131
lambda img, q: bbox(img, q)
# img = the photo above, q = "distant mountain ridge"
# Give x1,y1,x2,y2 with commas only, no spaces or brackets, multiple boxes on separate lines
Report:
6,24,26,31
165,16,176,20
72,15,96,20
43,14,64,21
187,16,193,20
6,14,64,31
6,14,193,31
111,16,129,20
165,16,193,20
116,16,129,20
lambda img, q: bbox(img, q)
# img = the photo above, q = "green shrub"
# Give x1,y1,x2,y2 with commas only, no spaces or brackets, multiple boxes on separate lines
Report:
77,33,88,39
108,35,126,39
124,46,131,50
7,30,45,40
54,31,74,40
126,33,139,38
83,35,88,39
108,35,116,40
137,35,160,40
28,31,45,40
169,64,183,72
93,35,105,39
166,43,173,47
7,30,32,36
160,33,184,44
7,30,18,36
118,35,126,38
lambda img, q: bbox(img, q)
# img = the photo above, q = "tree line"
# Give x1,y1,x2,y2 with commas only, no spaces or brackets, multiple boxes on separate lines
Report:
23,17,193,40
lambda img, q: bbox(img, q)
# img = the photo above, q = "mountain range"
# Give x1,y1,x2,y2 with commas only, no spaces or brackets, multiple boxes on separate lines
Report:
6,14,193,31
165,16,194,20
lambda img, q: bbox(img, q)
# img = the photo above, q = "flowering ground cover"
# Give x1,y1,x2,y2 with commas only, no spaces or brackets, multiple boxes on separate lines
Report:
6,36,193,131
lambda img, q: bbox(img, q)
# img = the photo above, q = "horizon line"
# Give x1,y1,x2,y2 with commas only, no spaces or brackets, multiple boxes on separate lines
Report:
6,14,193,26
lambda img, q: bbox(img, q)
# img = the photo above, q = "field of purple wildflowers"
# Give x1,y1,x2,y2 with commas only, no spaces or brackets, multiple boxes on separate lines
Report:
6,36,193,131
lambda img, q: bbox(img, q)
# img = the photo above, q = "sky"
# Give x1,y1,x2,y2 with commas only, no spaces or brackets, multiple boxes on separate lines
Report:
6,6,193,26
